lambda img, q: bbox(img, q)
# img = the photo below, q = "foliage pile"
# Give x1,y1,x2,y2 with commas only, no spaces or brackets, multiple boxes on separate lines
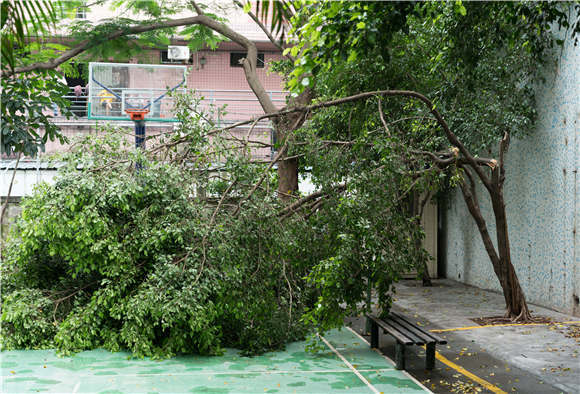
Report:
1,95,422,357
1,161,307,356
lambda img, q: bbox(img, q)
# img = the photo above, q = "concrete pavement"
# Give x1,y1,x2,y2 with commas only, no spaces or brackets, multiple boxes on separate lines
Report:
350,279,580,393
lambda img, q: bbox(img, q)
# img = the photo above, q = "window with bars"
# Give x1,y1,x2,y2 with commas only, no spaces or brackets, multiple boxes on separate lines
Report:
75,6,87,19
230,52,264,68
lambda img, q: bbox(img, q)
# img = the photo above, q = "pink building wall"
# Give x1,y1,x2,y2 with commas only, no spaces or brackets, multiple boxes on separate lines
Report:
41,43,285,156
184,48,285,91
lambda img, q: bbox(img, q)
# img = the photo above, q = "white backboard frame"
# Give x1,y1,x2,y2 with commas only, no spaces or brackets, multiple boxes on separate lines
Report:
87,62,187,122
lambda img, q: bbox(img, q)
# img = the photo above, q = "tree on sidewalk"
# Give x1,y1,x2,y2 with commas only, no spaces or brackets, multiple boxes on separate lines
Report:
278,1,580,320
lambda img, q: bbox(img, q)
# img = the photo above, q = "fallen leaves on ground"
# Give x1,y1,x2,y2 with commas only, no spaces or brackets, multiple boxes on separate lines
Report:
472,316,553,326
564,325,580,339
423,378,483,394
546,365,572,374
449,380,483,393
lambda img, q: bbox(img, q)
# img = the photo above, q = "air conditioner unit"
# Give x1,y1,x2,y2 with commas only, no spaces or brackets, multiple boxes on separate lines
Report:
167,46,190,60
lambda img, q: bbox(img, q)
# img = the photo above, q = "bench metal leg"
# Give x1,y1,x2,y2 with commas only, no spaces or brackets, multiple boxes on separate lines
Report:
425,342,435,370
395,342,405,370
370,320,379,348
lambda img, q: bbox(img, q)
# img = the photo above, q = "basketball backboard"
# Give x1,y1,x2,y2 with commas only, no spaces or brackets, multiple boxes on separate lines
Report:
88,62,187,122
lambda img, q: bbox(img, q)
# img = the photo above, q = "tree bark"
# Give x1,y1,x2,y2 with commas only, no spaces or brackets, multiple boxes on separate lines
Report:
277,157,298,200
458,162,531,321
489,177,531,320
273,89,312,200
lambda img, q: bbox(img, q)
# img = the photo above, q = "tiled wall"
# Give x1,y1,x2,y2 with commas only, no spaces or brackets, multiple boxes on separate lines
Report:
442,35,580,316
184,48,285,92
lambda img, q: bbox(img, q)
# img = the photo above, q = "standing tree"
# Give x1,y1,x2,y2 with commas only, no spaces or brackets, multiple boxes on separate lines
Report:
277,1,580,321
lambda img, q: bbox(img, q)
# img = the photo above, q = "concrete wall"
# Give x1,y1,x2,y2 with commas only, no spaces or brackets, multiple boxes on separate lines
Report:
442,36,580,316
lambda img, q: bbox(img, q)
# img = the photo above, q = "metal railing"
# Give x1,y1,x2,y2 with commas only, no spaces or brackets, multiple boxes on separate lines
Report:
53,87,287,124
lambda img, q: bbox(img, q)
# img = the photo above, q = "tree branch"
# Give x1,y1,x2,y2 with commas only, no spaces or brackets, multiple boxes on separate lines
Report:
497,131,510,187
0,153,22,227
410,149,497,169
9,16,205,75
210,177,238,226
233,0,292,61
277,183,346,217
458,164,501,268
190,0,203,15
270,89,492,190
233,141,288,216
377,97,391,137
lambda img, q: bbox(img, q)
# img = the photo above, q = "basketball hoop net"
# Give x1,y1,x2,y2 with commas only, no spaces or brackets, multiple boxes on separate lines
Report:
125,109,149,121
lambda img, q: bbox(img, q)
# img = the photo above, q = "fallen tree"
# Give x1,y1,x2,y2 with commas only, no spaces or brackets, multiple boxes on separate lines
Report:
3,3,579,357
1,94,424,355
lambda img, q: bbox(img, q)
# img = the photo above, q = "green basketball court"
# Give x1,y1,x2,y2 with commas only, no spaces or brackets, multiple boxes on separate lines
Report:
1,328,428,393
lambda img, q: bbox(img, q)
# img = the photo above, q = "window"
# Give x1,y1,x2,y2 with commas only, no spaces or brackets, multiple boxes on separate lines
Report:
160,50,193,64
75,6,87,19
230,52,264,68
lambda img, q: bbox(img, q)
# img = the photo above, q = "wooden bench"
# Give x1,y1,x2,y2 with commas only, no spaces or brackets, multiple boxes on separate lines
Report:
366,312,447,370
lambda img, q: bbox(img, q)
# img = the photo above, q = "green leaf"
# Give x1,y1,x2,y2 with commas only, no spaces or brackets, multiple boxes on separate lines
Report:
347,50,358,62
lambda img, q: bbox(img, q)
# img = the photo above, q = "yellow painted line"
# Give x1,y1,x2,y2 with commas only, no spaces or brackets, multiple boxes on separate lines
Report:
429,320,580,333
425,346,507,394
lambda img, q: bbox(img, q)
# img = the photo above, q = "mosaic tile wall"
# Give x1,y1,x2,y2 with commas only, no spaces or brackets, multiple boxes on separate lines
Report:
442,35,580,316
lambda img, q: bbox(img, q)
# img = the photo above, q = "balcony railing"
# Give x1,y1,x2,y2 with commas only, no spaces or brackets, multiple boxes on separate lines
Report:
53,87,287,124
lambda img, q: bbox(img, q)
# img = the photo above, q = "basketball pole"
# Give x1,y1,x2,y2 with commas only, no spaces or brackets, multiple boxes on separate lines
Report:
126,110,149,170
135,120,145,170
135,120,146,149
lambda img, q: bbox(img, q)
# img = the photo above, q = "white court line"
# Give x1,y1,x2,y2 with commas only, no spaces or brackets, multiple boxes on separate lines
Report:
346,326,432,393
318,333,380,394
1,368,395,379
72,381,80,393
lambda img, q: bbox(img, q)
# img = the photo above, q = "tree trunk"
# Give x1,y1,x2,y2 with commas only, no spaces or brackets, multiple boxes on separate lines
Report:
459,164,531,322
278,156,298,201
273,123,299,201
274,89,312,201
490,186,531,320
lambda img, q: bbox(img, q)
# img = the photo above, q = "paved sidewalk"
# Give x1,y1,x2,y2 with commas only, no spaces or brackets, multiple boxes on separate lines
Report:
385,279,579,393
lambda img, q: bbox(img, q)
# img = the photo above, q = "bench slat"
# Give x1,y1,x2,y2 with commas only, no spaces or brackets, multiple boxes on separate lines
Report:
381,317,427,345
367,315,414,345
390,312,447,344
387,314,436,344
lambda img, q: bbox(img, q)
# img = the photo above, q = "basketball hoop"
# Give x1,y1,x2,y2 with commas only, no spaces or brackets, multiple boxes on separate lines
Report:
125,109,149,121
